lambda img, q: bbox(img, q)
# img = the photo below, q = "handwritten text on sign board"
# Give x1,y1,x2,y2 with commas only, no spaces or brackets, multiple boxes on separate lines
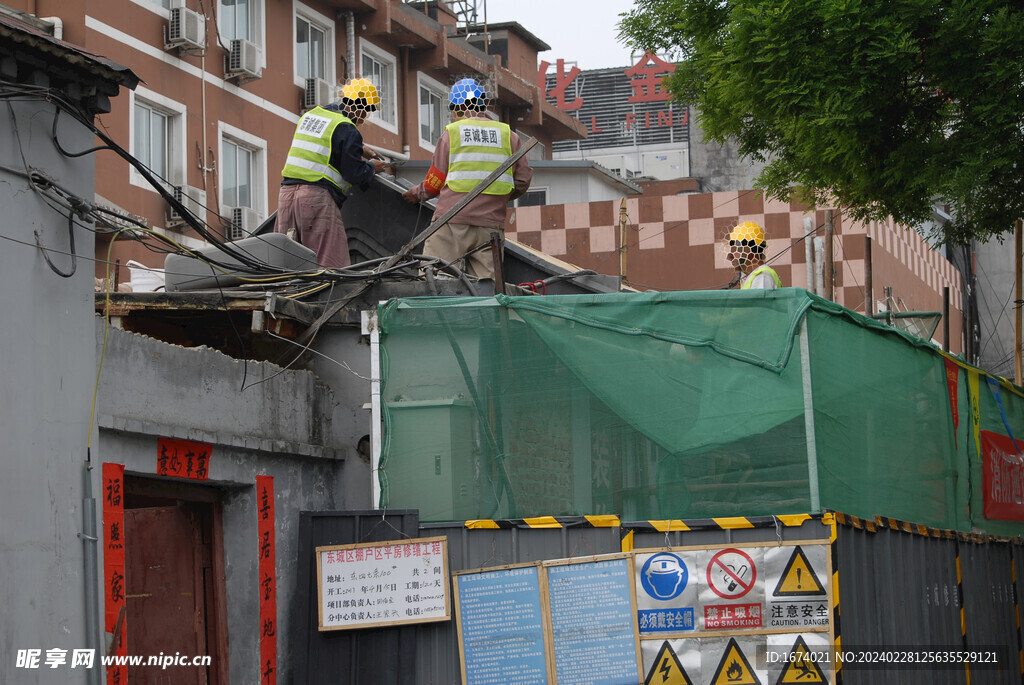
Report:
317,537,450,630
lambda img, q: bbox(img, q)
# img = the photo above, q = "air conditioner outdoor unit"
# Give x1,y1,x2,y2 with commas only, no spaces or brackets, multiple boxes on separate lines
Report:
304,77,335,110
226,39,261,80
165,6,204,51
227,206,264,241
166,185,207,228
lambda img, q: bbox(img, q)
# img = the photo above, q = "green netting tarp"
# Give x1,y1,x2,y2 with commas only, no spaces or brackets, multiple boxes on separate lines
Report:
377,288,1024,535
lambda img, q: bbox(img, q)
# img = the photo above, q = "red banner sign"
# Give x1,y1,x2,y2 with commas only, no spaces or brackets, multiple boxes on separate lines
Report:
257,475,277,685
156,437,211,480
981,430,1024,520
944,358,959,448
102,463,127,685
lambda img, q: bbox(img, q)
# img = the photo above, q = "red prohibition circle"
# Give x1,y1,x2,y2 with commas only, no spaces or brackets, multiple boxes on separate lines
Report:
706,548,756,599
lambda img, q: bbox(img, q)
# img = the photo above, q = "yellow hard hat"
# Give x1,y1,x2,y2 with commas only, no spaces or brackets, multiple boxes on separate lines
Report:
340,78,380,107
728,221,766,247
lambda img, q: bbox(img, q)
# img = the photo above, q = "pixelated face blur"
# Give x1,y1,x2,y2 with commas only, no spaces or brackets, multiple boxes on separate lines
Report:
726,238,764,272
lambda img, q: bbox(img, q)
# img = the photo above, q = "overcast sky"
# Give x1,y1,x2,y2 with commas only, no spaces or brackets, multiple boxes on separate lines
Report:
480,0,639,71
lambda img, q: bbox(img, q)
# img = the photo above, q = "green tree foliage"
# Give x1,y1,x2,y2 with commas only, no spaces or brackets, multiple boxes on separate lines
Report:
619,0,1024,244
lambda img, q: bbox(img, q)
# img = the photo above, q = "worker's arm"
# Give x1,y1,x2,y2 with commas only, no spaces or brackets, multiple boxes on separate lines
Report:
402,132,450,203
332,125,382,190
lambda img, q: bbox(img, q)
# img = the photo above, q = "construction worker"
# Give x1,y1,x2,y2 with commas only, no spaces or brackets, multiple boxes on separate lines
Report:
726,221,781,289
402,77,533,280
276,78,387,268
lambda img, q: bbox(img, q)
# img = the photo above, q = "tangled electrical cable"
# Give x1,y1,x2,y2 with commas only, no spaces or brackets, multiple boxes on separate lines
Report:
2,77,462,291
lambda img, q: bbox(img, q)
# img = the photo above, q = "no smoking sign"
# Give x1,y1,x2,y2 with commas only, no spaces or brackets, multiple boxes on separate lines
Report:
706,549,756,599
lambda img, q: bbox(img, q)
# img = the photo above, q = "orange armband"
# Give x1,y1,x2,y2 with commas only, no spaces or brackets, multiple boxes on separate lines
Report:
423,164,446,195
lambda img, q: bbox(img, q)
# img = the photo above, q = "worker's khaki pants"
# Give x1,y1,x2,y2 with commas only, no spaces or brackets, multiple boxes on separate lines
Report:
424,222,501,280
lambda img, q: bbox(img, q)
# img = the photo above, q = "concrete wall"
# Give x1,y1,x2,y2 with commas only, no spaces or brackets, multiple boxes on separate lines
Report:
96,322,365,683
0,99,102,683
687,108,767,193
973,238,1017,378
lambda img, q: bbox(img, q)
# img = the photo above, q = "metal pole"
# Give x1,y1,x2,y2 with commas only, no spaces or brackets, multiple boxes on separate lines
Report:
823,210,834,301
798,321,821,512
885,286,894,327
813,237,824,296
365,310,383,508
82,459,102,685
618,198,628,285
1016,219,1022,385
803,217,814,295
864,236,873,316
943,286,950,353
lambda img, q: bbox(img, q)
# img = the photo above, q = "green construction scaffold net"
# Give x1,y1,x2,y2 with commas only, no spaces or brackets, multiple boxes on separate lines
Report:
377,289,1024,536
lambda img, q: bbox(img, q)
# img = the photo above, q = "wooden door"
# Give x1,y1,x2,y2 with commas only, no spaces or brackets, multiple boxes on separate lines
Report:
125,505,209,685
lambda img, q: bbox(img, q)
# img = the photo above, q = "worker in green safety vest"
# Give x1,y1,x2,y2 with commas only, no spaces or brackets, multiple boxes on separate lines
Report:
276,78,386,268
402,77,533,281
726,221,781,289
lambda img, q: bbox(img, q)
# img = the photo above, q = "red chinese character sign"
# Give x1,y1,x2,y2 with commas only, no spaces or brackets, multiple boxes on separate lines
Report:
102,463,127,685
625,52,675,103
156,437,211,480
538,58,584,111
981,430,1024,520
256,475,277,685
542,52,687,153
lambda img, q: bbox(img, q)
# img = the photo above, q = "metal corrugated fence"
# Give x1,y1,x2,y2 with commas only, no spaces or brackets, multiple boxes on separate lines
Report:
292,512,1024,685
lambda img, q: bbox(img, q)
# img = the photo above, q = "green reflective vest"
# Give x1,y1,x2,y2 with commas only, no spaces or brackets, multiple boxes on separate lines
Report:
281,107,354,195
445,118,515,195
741,265,781,289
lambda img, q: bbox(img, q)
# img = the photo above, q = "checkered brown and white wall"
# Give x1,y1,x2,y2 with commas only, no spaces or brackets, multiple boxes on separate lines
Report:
506,190,963,352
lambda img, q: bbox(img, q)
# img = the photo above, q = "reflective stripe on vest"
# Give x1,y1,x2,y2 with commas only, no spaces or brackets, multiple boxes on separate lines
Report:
741,265,781,289
281,107,353,195
445,119,514,195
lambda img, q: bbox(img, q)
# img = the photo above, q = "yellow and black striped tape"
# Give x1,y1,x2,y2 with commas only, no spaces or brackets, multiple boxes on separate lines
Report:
622,513,816,533
463,515,620,530
830,514,843,685
833,511,1024,543
956,542,969,684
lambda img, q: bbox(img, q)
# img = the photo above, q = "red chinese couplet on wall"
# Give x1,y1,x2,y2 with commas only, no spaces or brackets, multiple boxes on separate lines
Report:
257,475,277,685
156,436,212,480
981,430,1024,521
102,463,127,685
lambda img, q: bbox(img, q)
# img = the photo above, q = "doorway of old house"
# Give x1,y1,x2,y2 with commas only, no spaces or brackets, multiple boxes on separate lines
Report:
123,477,228,684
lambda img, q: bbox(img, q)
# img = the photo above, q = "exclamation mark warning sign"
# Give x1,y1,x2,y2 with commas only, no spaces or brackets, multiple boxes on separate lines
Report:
773,546,826,597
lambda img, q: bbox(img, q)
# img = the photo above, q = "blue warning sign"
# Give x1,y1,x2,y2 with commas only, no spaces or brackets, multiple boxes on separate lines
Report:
640,553,689,600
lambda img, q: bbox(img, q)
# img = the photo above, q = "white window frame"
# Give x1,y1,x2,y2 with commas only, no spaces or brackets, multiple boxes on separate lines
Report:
515,187,549,208
293,2,335,87
217,121,268,217
217,0,267,69
129,87,187,193
416,71,448,152
359,39,398,134
130,0,170,16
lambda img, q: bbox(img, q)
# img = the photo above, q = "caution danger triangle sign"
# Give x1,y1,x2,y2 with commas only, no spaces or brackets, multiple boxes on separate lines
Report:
711,638,761,685
645,641,692,685
776,636,828,683
773,546,826,597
